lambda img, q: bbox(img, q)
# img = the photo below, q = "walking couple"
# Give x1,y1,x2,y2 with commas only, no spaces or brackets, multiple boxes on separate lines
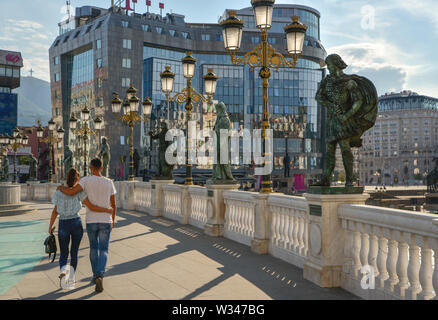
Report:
48,158,117,293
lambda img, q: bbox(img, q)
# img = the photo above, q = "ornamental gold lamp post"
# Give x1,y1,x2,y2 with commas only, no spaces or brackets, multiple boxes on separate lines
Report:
111,85,153,181
220,0,307,193
160,54,218,185
69,107,103,177
38,119,64,183
10,128,29,183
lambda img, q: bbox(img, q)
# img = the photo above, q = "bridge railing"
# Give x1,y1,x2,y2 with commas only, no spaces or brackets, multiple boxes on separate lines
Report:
339,204,438,300
188,186,208,229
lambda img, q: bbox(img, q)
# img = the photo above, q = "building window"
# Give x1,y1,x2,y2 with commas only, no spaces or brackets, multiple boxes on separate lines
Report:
268,38,276,44
54,56,59,65
141,24,150,31
169,29,176,36
12,68,20,78
96,58,102,68
122,58,131,68
73,30,80,39
54,73,60,82
98,97,104,107
85,25,93,33
120,136,125,145
97,78,103,88
122,78,130,87
121,21,129,28
96,39,101,49
251,37,260,44
201,34,211,41
122,39,131,49
181,31,189,39
156,27,163,34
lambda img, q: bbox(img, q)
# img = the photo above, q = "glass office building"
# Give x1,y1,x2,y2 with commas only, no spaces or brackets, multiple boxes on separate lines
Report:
50,3,326,187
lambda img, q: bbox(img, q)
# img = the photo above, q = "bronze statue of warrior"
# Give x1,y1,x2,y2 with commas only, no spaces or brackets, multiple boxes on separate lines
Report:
314,54,378,187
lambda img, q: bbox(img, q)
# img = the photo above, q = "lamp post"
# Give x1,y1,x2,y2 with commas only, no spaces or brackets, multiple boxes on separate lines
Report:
160,54,218,185
38,119,64,183
69,107,103,177
111,84,153,181
8,128,29,183
220,1,307,193
0,134,12,181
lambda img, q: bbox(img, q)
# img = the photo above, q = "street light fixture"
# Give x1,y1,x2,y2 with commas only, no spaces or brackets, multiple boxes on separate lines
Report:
69,106,102,177
7,128,29,183
111,85,153,181
160,53,218,185
39,119,64,183
220,3,307,193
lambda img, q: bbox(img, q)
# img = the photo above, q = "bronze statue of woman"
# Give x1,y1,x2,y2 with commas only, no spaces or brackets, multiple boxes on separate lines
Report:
314,54,378,187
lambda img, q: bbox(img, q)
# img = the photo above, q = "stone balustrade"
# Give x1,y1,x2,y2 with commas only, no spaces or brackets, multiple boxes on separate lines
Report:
223,190,257,246
18,179,438,300
188,186,208,229
339,204,438,300
268,194,308,268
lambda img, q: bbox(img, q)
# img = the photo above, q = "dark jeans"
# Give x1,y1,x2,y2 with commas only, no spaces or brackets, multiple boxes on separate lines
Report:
86,223,112,278
58,217,84,272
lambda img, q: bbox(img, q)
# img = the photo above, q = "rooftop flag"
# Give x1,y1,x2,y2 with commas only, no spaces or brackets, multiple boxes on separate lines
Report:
159,2,164,9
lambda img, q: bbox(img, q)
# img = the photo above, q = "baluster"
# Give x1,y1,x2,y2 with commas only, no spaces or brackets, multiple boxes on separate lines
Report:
228,201,234,232
351,223,362,278
418,236,434,300
298,213,305,256
283,209,291,250
360,224,370,268
274,209,280,246
278,209,285,248
293,210,299,253
243,205,249,236
368,226,379,278
406,234,421,300
288,211,295,251
237,203,243,234
395,232,409,298
385,231,399,293
270,209,277,245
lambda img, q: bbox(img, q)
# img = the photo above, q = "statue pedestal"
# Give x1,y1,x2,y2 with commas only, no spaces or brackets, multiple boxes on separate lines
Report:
204,183,240,237
0,184,36,216
303,188,369,288
150,180,174,217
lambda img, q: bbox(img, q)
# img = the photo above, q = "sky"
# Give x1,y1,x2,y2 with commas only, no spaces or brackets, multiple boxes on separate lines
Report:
0,0,437,97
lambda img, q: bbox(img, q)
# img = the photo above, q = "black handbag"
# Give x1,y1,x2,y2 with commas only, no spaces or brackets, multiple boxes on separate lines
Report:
44,227,57,263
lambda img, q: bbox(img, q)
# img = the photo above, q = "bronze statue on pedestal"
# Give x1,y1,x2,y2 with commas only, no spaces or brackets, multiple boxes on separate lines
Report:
313,54,378,188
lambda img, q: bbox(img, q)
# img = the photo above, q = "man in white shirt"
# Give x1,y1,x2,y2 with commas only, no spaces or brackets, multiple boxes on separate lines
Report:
57,158,116,293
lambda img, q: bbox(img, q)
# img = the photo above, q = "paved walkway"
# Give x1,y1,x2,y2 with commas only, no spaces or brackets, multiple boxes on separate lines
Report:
0,202,358,300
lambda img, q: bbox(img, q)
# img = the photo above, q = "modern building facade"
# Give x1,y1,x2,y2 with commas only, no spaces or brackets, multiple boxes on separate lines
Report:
358,91,438,186
0,49,22,136
49,2,327,187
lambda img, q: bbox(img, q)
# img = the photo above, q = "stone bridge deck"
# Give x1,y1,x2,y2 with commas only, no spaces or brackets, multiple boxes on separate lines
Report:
0,202,357,300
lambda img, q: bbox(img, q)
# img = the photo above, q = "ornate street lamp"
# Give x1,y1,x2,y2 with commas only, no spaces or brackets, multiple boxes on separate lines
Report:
7,128,29,183
39,119,64,183
160,53,218,185
70,106,102,177
111,85,153,181
220,3,307,193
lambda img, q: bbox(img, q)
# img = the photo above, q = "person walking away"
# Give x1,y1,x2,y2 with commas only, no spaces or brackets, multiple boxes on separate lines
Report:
49,168,113,289
57,158,117,293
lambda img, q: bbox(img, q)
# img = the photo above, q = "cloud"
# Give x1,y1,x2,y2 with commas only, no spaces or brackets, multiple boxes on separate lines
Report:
0,18,51,81
327,39,425,95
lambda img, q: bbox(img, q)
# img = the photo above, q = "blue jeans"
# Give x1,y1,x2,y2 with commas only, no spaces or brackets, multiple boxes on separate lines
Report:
86,223,112,278
58,217,84,272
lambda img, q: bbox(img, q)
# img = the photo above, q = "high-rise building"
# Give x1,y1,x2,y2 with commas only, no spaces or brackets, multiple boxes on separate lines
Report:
49,2,327,188
0,49,22,135
358,91,438,186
